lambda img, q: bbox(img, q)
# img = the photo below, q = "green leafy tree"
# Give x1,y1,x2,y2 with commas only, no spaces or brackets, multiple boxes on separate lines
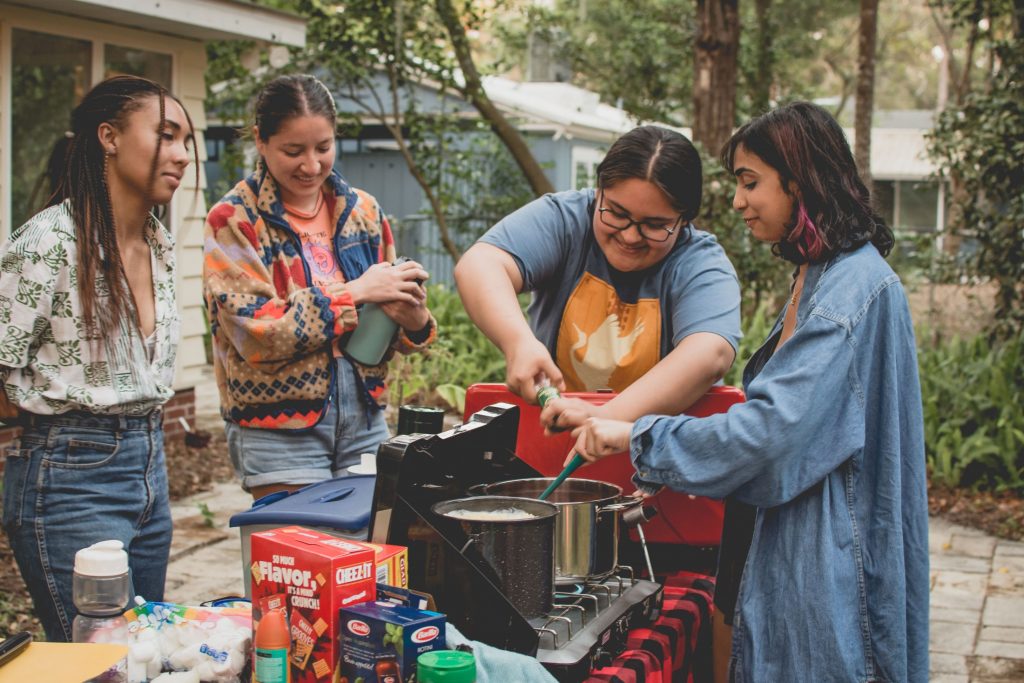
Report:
928,0,1024,337
506,0,696,126
209,0,551,261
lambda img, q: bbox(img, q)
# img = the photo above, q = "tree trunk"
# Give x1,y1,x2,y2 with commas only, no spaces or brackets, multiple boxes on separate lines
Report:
752,0,773,115
435,0,555,196
854,0,878,187
693,0,740,155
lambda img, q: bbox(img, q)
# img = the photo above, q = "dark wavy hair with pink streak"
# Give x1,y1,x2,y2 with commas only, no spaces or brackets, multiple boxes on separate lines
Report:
721,101,894,265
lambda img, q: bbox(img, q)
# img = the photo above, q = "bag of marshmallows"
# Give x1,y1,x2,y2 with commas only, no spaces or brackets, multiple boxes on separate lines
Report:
122,599,252,683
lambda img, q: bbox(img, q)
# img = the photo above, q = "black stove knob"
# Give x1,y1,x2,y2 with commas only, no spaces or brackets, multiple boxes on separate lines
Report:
594,648,614,669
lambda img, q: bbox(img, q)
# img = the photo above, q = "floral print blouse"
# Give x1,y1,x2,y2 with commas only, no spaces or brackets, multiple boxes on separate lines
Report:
0,201,179,415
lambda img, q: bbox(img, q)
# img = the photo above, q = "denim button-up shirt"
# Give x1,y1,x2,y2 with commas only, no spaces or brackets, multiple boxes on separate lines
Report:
631,244,929,682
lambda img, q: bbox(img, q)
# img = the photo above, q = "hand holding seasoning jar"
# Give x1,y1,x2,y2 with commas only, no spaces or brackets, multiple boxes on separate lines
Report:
536,378,572,433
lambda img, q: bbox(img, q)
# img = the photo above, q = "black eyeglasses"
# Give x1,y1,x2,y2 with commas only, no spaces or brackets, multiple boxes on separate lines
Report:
597,197,684,243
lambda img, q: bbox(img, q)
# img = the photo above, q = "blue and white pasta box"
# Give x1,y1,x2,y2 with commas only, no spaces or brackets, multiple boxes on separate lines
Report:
340,601,446,683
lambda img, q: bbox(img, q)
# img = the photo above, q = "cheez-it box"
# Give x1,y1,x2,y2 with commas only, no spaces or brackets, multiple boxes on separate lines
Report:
251,526,376,682
365,542,409,588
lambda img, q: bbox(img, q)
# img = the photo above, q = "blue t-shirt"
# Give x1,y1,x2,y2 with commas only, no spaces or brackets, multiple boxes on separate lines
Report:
480,189,741,392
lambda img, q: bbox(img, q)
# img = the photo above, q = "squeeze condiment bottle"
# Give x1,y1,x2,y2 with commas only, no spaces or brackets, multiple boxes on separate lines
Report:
254,607,290,683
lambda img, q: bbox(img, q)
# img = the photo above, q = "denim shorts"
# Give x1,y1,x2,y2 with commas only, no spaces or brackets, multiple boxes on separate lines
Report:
225,358,390,490
1,409,171,642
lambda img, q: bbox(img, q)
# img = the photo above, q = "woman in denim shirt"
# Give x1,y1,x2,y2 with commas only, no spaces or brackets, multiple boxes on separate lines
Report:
569,103,929,682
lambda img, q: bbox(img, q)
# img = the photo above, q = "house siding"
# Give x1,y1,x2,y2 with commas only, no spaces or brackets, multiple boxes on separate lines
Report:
0,4,210,393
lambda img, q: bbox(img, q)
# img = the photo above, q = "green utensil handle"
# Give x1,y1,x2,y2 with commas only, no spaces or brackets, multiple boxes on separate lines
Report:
538,453,584,500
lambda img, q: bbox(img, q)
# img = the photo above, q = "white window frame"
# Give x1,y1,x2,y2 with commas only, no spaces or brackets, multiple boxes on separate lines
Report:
570,145,605,190
0,15,176,237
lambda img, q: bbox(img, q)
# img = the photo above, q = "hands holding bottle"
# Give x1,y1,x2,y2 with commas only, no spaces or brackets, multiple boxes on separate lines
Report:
338,259,430,331
343,259,428,306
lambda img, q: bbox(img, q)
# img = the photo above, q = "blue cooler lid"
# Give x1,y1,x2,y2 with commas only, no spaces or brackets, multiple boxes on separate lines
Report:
228,475,376,531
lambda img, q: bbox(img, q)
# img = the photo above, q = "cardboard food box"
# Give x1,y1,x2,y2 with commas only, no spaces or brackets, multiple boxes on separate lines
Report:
340,601,446,683
365,543,409,588
250,526,376,682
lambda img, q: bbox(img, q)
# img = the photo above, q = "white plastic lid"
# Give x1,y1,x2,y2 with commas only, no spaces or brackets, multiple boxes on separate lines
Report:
74,540,129,577
347,452,377,475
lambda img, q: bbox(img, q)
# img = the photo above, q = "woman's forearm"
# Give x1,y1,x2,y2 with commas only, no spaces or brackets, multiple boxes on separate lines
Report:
599,332,736,421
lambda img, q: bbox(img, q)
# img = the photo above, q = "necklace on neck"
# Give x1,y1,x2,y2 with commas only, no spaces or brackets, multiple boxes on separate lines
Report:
285,190,324,218
789,266,805,307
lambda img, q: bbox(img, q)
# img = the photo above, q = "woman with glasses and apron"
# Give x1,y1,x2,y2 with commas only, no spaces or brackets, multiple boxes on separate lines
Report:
456,125,741,434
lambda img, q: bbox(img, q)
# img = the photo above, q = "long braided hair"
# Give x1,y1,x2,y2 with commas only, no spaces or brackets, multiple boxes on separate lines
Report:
46,75,198,336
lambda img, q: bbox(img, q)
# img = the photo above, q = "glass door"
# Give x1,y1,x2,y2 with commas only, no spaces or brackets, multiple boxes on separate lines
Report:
10,28,91,228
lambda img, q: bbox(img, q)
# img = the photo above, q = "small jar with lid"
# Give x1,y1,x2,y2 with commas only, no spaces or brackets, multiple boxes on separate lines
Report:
416,650,476,683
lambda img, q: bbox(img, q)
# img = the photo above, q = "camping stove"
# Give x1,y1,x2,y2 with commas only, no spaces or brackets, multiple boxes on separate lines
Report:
369,402,660,682
535,568,661,680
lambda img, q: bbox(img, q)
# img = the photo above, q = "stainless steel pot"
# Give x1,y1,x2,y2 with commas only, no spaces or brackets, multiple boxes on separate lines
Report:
482,478,639,584
431,495,558,617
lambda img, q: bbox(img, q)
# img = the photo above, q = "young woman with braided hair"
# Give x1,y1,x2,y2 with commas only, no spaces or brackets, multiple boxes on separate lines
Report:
0,75,196,641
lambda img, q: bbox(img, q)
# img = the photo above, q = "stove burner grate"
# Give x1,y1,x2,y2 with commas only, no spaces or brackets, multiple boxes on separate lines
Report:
532,566,661,681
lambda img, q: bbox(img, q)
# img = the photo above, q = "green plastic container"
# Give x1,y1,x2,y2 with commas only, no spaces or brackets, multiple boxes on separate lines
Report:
416,650,476,683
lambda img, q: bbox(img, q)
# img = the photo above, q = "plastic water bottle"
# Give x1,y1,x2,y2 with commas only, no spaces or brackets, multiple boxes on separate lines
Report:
72,540,131,682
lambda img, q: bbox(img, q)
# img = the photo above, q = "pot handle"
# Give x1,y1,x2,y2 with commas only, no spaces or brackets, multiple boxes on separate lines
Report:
598,496,643,515
459,532,481,555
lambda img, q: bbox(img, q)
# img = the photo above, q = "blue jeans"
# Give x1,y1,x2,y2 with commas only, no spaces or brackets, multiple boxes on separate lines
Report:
2,410,171,642
226,358,390,490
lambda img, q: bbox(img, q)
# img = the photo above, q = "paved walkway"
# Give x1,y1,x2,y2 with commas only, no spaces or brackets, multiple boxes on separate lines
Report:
928,518,1024,681
168,371,1024,681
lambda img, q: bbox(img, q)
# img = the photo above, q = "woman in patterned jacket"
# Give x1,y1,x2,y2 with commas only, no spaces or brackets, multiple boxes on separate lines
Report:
0,75,196,641
203,74,436,501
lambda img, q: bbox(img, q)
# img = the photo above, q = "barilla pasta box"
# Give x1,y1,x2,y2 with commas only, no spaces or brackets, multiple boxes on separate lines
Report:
364,543,409,588
250,526,376,682
340,601,446,683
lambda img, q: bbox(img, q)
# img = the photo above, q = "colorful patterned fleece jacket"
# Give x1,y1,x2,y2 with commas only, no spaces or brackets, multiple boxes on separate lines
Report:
203,166,436,429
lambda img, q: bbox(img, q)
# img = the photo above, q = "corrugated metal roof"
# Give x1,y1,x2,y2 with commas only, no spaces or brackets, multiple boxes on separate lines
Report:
480,77,696,142
846,127,936,180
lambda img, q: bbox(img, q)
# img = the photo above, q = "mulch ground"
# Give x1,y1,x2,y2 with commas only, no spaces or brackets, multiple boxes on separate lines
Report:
929,480,1024,542
2,431,1022,640
0,429,235,640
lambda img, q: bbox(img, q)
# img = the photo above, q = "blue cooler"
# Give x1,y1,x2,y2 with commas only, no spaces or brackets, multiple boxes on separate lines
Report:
229,475,376,597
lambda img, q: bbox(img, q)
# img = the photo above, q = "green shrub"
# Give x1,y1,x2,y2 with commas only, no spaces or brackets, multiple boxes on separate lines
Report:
387,283,514,413
919,330,1024,493
725,303,776,388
